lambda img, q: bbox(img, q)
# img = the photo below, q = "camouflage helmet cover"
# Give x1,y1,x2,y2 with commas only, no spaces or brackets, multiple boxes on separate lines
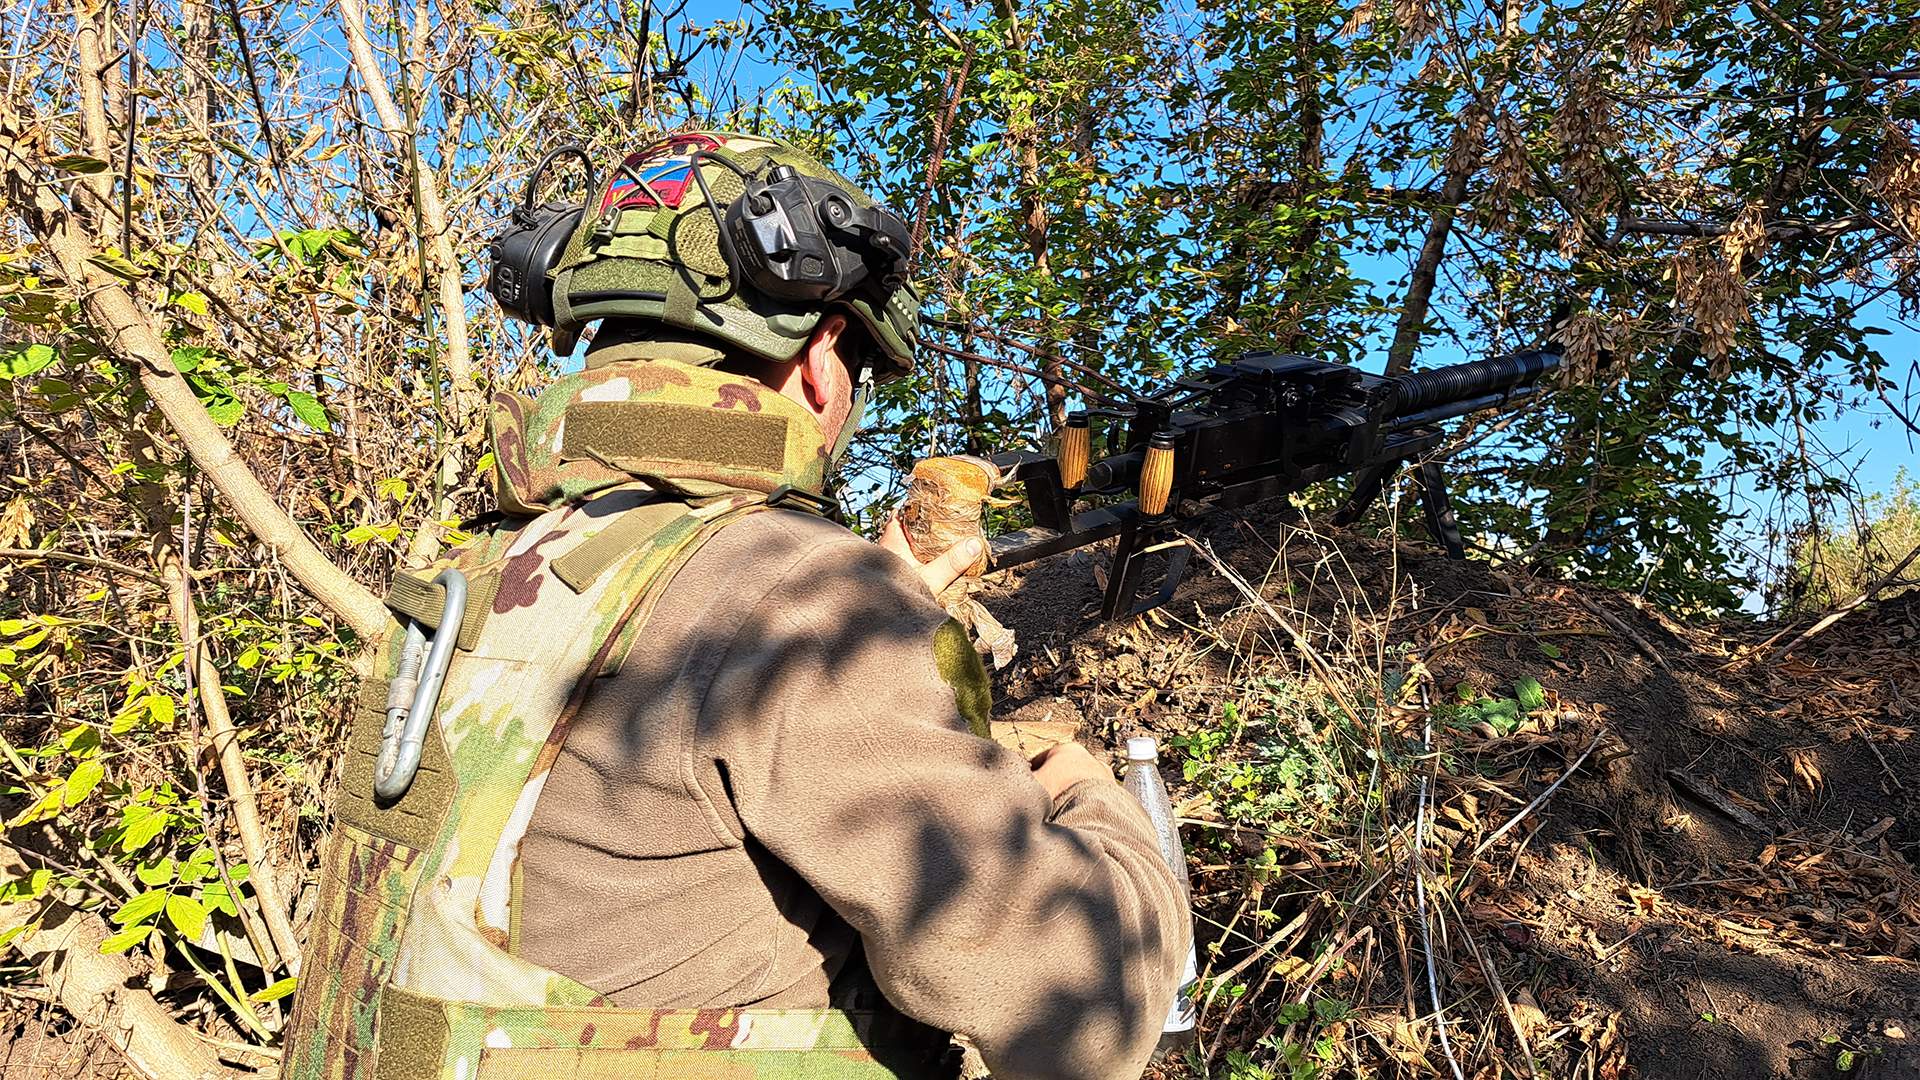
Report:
550,131,920,378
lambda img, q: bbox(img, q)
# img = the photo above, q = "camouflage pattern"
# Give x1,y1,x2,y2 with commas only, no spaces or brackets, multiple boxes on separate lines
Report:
489,357,831,516
285,358,947,1080
547,131,921,377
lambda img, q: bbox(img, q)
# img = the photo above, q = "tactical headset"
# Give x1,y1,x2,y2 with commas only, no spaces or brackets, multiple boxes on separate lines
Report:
486,142,912,333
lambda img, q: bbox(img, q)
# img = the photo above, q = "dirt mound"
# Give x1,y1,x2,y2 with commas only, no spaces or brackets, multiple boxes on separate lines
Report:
981,502,1920,1080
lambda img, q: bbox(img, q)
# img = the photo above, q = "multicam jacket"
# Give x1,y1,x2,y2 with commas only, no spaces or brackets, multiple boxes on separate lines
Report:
281,358,951,1079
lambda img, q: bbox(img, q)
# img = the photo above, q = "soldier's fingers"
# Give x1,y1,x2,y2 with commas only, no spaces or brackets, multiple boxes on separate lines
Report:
876,512,919,563
919,538,983,596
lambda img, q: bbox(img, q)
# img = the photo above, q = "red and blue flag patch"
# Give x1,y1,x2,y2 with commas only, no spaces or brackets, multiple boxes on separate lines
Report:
598,133,722,215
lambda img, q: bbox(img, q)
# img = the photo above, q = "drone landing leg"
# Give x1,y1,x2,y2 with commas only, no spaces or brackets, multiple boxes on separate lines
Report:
1331,463,1393,527
1415,461,1466,558
1100,522,1191,619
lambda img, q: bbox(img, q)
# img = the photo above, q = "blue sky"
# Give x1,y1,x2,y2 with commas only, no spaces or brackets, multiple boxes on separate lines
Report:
538,1,1916,588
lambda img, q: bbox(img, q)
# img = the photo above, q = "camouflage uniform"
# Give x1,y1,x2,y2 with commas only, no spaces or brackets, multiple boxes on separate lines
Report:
282,360,950,1078
284,132,1189,1080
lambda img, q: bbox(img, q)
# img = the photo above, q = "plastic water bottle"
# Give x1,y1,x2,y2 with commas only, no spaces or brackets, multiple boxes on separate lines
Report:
1122,736,1198,1055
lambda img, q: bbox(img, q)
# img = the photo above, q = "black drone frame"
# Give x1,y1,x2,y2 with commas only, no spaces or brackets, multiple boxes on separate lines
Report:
980,348,1562,619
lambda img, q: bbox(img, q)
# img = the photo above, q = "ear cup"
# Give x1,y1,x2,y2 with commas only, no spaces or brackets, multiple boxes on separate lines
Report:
487,203,582,327
718,165,911,306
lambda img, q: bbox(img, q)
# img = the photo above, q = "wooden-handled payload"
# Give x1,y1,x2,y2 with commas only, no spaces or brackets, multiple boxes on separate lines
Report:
897,455,1019,668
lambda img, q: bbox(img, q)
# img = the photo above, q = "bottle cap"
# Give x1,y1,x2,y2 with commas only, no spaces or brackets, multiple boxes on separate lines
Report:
1125,736,1159,761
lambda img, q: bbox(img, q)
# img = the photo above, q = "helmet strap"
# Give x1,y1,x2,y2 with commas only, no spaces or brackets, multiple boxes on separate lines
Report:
828,364,873,469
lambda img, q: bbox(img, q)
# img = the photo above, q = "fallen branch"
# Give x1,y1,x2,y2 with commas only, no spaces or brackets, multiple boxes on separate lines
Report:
1775,543,1920,657
0,846,250,1080
1466,734,1606,864
1666,768,1771,834
1573,592,1671,671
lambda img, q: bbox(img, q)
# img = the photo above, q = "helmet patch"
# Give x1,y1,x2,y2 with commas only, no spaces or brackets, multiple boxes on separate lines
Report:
599,133,721,214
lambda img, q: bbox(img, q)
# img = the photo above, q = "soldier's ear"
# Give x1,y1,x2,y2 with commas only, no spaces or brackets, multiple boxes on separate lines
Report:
798,314,851,410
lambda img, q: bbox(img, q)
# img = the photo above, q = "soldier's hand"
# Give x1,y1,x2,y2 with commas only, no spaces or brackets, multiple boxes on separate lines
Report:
1028,742,1115,801
878,514,982,597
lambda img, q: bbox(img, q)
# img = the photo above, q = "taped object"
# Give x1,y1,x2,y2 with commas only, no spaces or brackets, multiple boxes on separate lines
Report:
898,455,1018,668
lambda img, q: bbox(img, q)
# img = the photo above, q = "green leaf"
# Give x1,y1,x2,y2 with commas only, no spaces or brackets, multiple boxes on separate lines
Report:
135,858,176,887
1514,677,1547,711
49,153,111,174
2,344,57,380
286,390,331,430
111,889,167,926
1837,1049,1856,1072
165,893,208,939
174,292,209,317
200,880,239,917
87,251,147,280
7,789,62,827
205,396,244,426
170,346,209,373
62,759,103,807
145,693,175,727
1537,641,1563,659
120,806,170,852
250,975,300,1003
98,923,153,954
0,923,36,950
179,846,216,884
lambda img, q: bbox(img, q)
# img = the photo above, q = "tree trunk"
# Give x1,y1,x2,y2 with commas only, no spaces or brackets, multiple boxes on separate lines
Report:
0,122,391,640
1384,164,1473,376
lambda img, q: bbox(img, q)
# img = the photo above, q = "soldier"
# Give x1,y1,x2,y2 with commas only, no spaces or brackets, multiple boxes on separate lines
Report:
282,132,1190,1080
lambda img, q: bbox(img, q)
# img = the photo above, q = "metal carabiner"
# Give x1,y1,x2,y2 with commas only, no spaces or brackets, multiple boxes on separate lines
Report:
373,568,467,802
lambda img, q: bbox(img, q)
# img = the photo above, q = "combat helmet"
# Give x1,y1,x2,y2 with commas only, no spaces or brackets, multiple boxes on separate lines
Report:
543,131,920,378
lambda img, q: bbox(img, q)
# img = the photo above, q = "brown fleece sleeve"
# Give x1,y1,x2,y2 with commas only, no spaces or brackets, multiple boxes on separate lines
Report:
698,517,1191,1080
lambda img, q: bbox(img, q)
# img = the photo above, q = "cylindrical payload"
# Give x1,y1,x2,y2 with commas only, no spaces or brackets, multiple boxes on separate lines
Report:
1138,432,1177,516
1057,412,1091,489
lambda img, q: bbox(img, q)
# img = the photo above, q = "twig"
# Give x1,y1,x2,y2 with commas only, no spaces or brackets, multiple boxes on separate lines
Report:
1415,693,1469,1080
0,546,163,584
1574,592,1670,671
1179,534,1369,731
1466,734,1605,863
1853,720,1906,792
221,0,297,208
1775,543,1920,657
1449,891,1541,1080
1200,900,1319,1058
908,41,974,253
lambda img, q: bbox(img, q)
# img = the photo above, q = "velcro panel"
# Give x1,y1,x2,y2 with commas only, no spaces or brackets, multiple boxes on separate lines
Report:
561,401,789,475
372,984,450,1080
383,572,499,651
336,674,457,850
